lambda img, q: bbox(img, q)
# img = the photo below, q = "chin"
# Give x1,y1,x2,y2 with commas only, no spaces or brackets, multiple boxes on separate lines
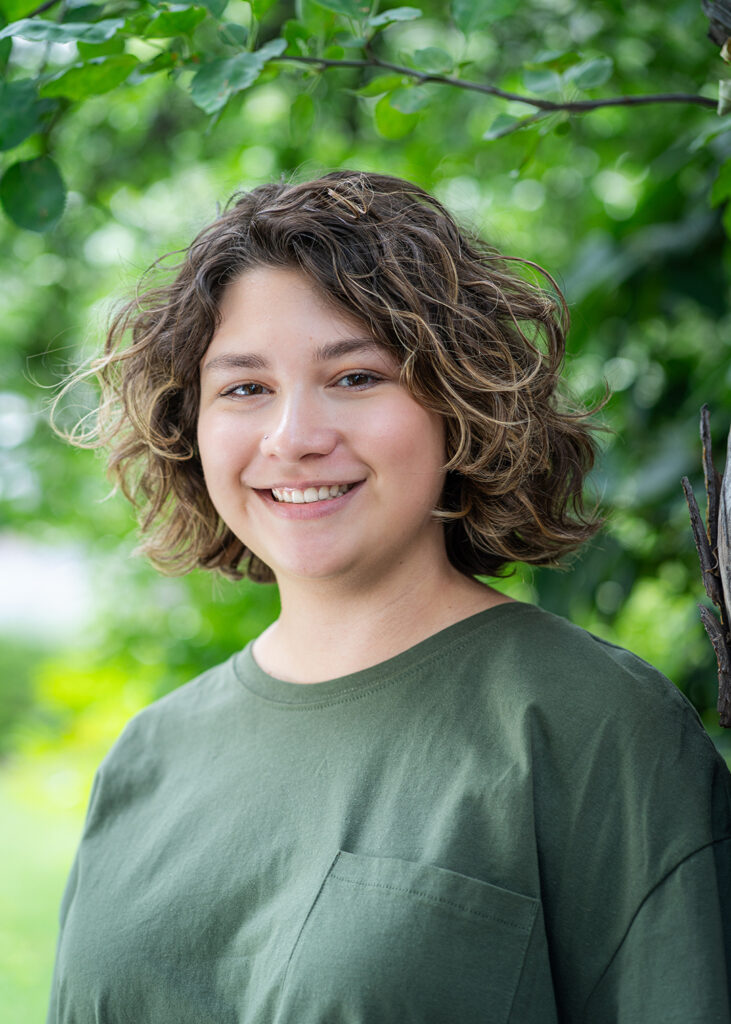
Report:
268,548,364,584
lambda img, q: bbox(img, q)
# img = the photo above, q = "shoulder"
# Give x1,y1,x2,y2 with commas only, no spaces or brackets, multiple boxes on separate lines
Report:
472,603,731,849
458,602,731,826
465,600,707,729
97,653,240,773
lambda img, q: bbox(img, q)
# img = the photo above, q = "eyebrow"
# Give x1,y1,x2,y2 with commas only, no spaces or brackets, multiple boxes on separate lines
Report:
202,338,382,375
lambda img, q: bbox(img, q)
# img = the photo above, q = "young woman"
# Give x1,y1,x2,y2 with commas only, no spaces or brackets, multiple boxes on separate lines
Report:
48,171,731,1023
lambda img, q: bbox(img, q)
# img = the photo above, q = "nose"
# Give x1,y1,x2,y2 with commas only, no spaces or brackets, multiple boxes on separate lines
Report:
259,393,339,462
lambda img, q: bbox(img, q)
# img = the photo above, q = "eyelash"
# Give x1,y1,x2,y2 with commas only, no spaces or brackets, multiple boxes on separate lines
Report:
219,372,382,398
220,382,269,398
334,372,382,389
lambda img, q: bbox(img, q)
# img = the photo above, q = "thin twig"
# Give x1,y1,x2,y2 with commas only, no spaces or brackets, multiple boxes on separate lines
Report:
682,475,724,608
699,605,731,726
685,410,731,728
274,54,717,112
701,404,721,553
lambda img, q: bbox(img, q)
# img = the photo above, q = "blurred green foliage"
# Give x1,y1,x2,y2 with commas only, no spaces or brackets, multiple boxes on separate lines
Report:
1,0,730,804
2,0,731,1008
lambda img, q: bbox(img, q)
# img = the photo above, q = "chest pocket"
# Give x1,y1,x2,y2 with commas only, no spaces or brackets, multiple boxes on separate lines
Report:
276,850,539,1024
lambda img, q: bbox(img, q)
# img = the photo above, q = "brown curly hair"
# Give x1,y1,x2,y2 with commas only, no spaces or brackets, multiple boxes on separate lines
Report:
57,170,603,582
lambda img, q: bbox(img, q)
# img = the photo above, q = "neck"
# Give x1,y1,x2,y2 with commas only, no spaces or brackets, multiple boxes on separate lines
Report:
252,547,511,683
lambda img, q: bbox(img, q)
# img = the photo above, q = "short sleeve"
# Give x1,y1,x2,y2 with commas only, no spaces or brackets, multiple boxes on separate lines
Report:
584,838,731,1023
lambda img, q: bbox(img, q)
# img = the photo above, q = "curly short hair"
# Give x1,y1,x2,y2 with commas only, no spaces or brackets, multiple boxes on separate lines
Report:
59,170,603,582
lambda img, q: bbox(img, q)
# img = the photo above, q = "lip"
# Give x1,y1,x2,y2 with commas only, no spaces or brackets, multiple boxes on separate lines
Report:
254,480,365,520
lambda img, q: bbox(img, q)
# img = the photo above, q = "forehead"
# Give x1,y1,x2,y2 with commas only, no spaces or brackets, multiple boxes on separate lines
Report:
217,265,360,325
201,265,392,373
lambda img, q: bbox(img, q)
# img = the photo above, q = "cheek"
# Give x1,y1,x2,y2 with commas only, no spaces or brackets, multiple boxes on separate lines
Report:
196,413,250,491
375,401,446,492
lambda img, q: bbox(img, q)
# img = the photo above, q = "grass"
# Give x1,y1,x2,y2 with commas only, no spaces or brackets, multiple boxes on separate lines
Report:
0,766,85,1022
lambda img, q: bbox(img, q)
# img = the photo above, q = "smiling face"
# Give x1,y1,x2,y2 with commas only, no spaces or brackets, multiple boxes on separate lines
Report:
196,265,449,588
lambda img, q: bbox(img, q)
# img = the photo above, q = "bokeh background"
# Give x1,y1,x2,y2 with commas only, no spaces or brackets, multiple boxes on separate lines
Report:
2,0,731,1016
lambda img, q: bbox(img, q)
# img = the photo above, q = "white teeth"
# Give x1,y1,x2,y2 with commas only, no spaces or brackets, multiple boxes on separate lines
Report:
271,484,353,504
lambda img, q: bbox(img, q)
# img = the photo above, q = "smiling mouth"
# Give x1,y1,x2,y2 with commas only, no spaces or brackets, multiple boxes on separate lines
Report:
270,483,357,504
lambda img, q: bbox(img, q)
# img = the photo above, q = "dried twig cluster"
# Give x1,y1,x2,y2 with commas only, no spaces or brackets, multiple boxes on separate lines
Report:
682,406,731,727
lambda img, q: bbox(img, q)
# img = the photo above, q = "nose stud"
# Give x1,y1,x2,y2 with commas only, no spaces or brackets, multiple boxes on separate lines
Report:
263,434,270,440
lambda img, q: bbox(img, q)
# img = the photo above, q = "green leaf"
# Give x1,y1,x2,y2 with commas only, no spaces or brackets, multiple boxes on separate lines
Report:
190,37,286,114
523,68,561,94
63,4,101,22
374,92,417,138
289,92,315,145
77,35,126,59
388,84,434,112
144,6,207,38
333,32,367,48
0,79,48,150
483,113,522,140
411,46,453,73
0,156,66,232
0,12,11,71
218,22,249,47
368,6,422,28
310,0,370,17
283,18,309,53
723,199,731,239
250,0,280,15
689,114,731,151
40,55,138,101
198,0,227,17
138,50,178,75
525,49,582,72
711,160,731,207
564,56,613,89
0,17,124,43
451,0,518,35
357,73,405,96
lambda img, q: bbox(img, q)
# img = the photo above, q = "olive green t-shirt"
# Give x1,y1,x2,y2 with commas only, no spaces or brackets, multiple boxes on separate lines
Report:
47,603,731,1023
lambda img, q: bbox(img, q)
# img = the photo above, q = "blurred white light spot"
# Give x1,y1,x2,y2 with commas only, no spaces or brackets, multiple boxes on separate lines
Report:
84,224,137,266
435,176,483,217
0,455,39,504
0,535,93,638
0,393,34,448
244,86,290,125
29,252,67,287
238,145,277,178
511,179,546,211
592,170,638,219
603,356,637,391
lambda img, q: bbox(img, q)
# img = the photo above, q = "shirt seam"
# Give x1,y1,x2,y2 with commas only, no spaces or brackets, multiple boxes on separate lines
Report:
233,604,537,709
327,871,536,930
582,835,731,1013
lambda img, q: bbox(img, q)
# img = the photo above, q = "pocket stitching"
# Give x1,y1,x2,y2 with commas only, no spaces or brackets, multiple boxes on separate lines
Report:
280,852,340,992
328,871,537,931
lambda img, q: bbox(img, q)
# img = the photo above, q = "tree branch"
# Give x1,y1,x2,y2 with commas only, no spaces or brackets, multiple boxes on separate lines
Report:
684,411,731,729
274,54,717,113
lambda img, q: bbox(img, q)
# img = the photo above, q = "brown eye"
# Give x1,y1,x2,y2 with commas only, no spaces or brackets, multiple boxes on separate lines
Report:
222,382,269,397
335,373,380,389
